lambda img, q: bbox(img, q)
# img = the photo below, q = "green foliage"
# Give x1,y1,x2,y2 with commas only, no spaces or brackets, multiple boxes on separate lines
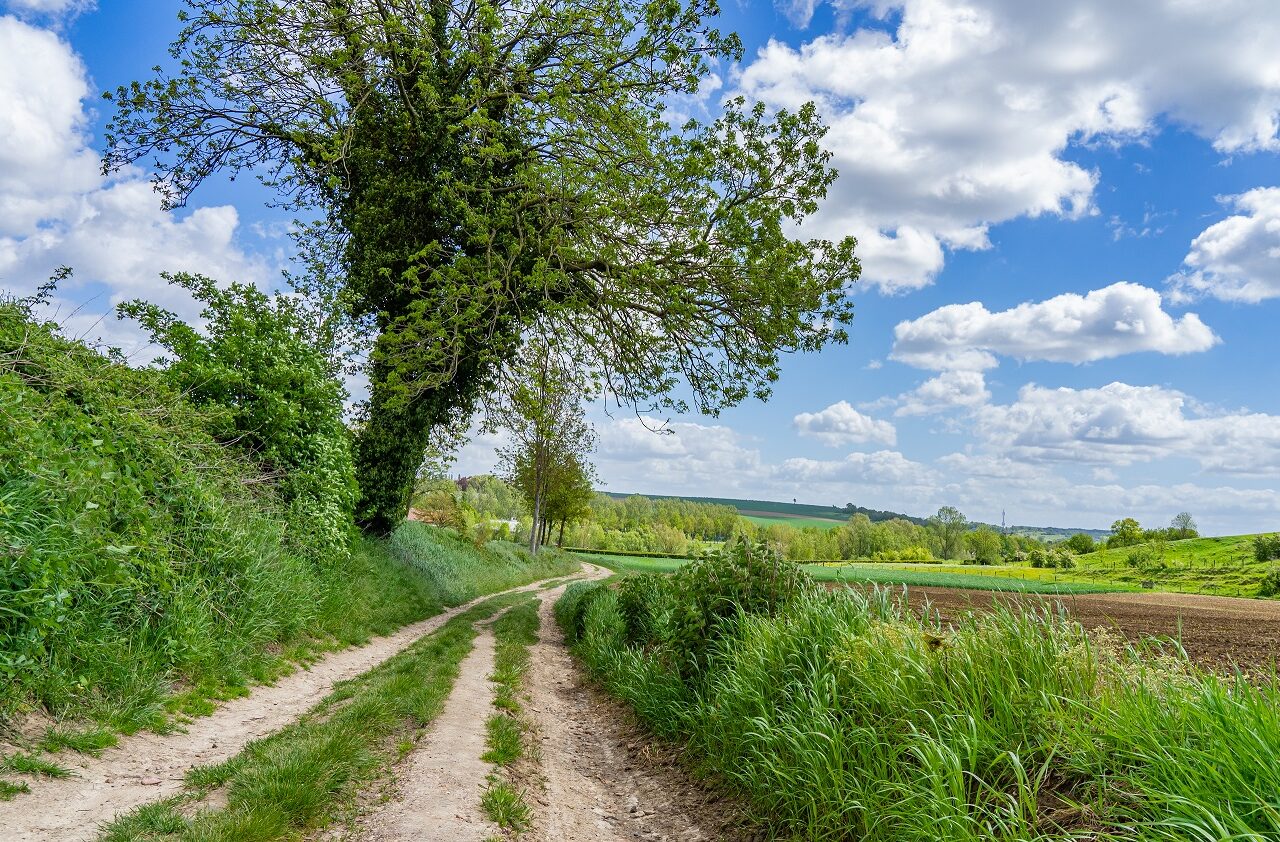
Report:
1064,532,1096,554
120,273,357,563
1258,568,1280,597
107,1,859,534
564,557,1280,840
387,523,578,606
1108,517,1145,548
1254,534,1280,562
964,526,1002,565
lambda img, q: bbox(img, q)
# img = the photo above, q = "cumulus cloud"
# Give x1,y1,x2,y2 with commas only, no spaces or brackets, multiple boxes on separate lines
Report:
779,449,937,488
895,370,990,416
793,400,896,446
0,16,267,324
975,381,1280,473
736,0,1280,290
1168,187,1280,303
891,282,1218,371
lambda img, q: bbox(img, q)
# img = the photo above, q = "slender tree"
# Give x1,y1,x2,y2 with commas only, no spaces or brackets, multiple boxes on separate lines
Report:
104,0,859,533
493,339,594,553
930,506,968,561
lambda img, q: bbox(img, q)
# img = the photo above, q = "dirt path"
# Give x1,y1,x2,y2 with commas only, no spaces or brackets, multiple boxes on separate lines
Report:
523,588,749,842
0,572,593,842
356,627,502,842
848,584,1280,671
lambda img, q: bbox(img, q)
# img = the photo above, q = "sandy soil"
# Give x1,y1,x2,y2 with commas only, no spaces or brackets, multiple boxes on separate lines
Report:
523,589,752,842
355,628,502,842
849,584,1280,671
0,573,585,842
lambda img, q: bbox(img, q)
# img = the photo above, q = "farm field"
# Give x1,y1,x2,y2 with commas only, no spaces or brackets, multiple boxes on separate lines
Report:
586,551,1132,593
740,512,847,529
854,583,1280,671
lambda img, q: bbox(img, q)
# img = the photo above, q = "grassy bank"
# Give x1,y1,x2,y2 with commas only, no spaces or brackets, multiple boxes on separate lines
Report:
1072,534,1280,597
559,545,1280,840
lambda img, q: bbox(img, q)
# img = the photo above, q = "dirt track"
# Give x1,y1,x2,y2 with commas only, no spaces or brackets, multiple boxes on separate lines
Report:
855,585,1280,671
0,573,591,842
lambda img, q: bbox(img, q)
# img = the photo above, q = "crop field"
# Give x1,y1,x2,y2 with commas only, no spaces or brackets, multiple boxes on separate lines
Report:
584,551,1131,593
740,512,847,530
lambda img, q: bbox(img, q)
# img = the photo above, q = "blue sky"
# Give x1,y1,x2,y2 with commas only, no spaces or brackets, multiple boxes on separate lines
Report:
3,0,1280,533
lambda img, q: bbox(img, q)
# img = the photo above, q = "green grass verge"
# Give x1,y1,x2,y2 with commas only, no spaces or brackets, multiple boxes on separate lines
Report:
479,599,540,832
559,556,1280,840
99,590,535,842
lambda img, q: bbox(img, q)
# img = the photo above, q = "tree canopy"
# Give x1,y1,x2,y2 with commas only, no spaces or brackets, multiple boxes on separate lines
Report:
105,0,859,533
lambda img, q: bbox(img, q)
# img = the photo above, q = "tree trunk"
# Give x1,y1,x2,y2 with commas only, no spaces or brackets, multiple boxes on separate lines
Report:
557,519,565,547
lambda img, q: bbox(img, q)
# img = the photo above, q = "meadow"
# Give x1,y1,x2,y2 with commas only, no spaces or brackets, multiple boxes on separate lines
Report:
1070,533,1280,597
587,552,1132,594
559,547,1280,840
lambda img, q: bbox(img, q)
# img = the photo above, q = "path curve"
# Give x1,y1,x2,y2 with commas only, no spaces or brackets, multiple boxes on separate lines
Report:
1,568,598,842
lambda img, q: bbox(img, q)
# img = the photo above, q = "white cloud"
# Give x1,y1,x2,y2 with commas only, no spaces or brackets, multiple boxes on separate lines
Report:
793,400,896,446
0,16,267,324
780,449,937,489
895,370,990,416
975,381,1280,474
736,1,1280,290
1168,187,1280,303
891,282,1218,371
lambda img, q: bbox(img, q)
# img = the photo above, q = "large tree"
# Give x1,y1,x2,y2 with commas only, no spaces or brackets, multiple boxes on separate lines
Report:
105,0,859,533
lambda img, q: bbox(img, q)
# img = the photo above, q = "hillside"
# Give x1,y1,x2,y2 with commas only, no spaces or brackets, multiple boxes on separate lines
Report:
1073,533,1279,598
604,491,1110,539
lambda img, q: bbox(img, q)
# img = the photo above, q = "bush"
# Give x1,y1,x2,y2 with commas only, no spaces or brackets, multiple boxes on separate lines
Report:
120,274,357,564
1254,534,1280,562
0,297,348,726
1259,568,1280,598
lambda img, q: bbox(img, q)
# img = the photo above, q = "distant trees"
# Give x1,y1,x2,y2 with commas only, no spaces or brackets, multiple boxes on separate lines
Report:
965,527,1003,565
930,506,969,560
1170,512,1199,540
1064,533,1096,555
1107,518,1145,549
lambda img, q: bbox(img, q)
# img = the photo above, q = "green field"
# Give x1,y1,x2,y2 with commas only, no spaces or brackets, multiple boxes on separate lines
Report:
1068,533,1279,598
741,513,847,530
581,552,1131,593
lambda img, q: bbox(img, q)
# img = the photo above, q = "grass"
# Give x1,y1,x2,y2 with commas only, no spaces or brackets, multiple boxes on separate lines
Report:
1071,533,1280,597
0,779,30,800
479,598,540,832
100,590,535,842
390,523,579,605
39,725,119,756
1,752,70,778
560,553,1280,841
582,551,1131,594
809,562,1134,594
741,514,846,530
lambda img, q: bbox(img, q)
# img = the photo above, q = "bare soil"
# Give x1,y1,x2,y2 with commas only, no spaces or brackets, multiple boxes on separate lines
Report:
523,589,754,842
850,584,1280,671
0,574,580,842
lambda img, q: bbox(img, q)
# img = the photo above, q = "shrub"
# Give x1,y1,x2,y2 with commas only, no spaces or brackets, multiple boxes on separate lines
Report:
1254,534,1280,562
1259,568,1280,598
120,274,357,564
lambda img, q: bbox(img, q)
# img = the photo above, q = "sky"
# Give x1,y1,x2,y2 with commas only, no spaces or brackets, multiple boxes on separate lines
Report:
3,1,1280,534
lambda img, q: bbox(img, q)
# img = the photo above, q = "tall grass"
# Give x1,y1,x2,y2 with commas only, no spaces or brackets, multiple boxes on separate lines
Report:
560,546,1280,840
389,523,577,605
